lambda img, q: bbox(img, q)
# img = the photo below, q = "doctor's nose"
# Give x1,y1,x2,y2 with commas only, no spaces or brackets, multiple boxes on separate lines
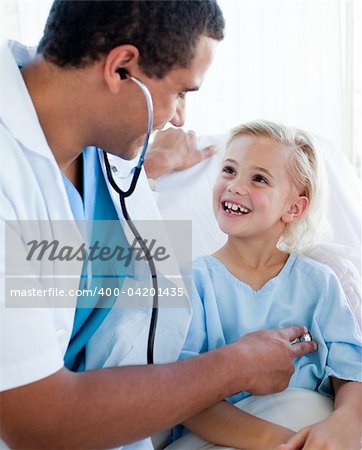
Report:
170,99,186,127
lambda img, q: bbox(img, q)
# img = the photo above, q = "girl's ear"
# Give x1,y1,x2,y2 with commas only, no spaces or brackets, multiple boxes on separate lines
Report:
282,196,309,224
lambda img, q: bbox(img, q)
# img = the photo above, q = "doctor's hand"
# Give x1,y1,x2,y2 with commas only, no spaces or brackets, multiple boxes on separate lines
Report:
230,326,317,396
143,128,217,179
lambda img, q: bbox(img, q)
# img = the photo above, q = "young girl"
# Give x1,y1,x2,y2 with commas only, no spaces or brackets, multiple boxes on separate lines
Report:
177,121,362,449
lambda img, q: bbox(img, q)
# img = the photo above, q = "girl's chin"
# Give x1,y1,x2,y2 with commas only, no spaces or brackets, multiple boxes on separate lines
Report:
217,211,250,227
217,221,244,236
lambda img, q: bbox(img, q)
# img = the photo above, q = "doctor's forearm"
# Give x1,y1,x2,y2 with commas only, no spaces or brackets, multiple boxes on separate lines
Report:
0,346,248,449
1,326,313,448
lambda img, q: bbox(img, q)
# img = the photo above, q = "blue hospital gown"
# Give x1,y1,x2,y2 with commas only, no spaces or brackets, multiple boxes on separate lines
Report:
180,253,362,404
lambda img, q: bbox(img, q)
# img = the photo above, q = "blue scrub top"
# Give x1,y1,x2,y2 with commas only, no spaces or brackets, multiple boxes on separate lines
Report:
62,147,130,371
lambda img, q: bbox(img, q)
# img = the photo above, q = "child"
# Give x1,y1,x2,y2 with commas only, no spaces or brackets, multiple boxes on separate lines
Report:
178,121,362,449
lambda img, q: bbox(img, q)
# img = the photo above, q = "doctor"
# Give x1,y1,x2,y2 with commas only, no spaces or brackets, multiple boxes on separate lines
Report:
0,1,316,449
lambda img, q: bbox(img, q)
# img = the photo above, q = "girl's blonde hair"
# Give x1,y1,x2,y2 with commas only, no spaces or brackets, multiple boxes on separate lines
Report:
227,120,330,253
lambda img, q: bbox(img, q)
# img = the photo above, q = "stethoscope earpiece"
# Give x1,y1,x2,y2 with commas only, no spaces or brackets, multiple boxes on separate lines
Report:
116,68,129,80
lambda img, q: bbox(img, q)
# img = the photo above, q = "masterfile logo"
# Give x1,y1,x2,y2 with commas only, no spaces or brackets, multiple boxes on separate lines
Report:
4,220,192,309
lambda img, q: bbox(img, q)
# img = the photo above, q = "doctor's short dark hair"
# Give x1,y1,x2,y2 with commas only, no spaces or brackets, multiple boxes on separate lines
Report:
37,0,224,78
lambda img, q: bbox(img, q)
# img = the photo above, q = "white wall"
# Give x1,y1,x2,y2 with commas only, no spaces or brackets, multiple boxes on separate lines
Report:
184,0,359,172
0,0,360,172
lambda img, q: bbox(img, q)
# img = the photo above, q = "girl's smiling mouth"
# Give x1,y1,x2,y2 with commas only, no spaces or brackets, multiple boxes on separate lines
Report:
222,201,252,215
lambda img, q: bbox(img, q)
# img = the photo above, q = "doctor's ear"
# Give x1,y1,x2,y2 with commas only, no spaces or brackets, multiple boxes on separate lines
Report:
116,68,129,80
103,45,139,93
282,196,309,224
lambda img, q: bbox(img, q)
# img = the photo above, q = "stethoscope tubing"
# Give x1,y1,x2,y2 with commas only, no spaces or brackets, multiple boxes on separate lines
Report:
103,73,158,364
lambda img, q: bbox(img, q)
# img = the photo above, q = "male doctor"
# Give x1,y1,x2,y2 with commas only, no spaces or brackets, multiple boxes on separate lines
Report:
0,1,315,448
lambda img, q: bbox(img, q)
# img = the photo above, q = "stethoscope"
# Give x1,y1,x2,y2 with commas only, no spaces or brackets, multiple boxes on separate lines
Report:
103,68,158,364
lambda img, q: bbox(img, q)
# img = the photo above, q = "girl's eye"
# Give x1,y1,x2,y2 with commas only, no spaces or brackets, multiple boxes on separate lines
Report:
222,165,236,175
252,174,268,184
178,92,186,99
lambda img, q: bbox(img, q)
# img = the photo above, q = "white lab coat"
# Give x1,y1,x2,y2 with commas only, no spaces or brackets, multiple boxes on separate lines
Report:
0,40,191,450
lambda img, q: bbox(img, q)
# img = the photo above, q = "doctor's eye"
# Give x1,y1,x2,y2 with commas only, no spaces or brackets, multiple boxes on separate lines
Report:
222,165,236,175
252,174,268,184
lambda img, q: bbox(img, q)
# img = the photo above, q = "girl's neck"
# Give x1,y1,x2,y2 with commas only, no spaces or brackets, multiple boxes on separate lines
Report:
215,236,287,268
213,237,290,291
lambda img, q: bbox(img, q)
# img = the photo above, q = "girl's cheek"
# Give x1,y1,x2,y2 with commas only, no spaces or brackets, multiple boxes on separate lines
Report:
250,191,264,207
213,179,223,198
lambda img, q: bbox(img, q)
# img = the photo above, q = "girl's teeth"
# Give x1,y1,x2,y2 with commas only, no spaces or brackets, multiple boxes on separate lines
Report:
223,201,251,215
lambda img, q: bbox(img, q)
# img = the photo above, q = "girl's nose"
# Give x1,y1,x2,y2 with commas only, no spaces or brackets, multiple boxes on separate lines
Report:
227,179,247,196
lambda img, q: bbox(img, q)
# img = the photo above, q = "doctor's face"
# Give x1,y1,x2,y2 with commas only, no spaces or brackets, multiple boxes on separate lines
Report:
111,35,217,159
147,35,217,130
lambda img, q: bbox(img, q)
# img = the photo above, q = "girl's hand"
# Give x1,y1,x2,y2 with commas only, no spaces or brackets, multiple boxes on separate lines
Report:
274,409,361,450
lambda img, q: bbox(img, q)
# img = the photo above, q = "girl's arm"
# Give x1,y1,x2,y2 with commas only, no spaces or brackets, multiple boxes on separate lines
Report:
184,400,295,450
276,379,362,450
333,378,362,414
